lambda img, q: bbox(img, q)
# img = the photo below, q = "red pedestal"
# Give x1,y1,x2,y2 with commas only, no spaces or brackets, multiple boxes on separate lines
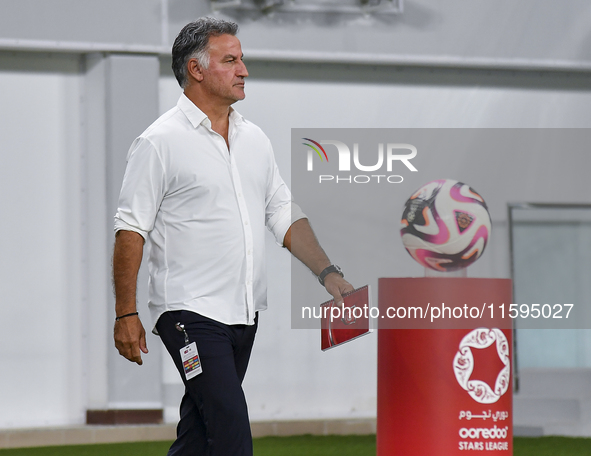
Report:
377,278,513,455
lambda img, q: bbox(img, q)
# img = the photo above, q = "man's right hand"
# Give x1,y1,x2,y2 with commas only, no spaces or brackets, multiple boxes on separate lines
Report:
113,230,147,365
114,315,148,365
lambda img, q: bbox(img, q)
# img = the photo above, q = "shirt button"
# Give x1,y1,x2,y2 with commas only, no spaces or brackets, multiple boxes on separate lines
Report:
244,220,249,225
248,250,252,255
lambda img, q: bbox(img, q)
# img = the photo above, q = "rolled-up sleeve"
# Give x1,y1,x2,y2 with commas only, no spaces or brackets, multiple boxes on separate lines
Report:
114,137,166,240
265,151,307,246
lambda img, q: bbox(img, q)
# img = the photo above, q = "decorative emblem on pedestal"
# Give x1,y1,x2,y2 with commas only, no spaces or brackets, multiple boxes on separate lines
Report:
453,328,510,404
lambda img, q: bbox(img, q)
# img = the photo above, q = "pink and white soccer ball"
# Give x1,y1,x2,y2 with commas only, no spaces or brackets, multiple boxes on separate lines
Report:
400,179,491,272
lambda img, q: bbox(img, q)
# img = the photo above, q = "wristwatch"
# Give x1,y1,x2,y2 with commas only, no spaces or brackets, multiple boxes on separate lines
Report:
318,264,344,286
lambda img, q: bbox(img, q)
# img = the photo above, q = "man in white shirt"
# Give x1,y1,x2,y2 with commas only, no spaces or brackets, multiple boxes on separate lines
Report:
112,17,352,456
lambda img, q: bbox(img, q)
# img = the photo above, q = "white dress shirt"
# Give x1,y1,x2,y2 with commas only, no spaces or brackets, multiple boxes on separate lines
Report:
114,94,305,328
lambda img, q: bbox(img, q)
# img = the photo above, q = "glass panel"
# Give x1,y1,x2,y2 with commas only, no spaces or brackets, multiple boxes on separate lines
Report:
510,205,591,368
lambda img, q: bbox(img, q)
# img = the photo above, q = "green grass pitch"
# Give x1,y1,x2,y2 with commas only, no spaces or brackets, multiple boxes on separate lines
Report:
0,436,590,455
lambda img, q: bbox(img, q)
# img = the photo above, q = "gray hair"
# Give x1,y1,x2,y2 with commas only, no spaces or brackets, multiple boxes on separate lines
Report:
171,17,239,88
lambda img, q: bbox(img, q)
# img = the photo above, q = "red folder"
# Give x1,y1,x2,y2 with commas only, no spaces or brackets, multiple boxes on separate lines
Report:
321,285,372,351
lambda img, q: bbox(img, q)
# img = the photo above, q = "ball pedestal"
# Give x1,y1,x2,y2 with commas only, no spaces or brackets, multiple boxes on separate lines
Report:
377,278,513,455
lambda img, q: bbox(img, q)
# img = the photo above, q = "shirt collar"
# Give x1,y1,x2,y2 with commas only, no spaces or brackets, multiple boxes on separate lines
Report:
229,107,245,126
178,93,245,129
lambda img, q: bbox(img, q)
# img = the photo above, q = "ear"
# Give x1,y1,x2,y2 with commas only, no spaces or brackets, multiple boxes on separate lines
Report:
187,58,204,83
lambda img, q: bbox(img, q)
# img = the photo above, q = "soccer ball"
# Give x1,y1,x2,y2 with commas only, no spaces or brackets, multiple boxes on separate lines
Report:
400,179,491,272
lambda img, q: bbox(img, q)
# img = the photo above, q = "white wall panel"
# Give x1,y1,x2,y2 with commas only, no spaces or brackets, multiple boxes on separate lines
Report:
0,53,83,428
0,0,163,46
102,55,163,408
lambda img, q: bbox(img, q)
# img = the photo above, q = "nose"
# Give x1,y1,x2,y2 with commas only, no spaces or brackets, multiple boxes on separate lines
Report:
238,59,249,78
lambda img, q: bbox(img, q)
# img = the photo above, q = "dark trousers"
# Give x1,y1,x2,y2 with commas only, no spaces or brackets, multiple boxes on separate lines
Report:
156,310,258,456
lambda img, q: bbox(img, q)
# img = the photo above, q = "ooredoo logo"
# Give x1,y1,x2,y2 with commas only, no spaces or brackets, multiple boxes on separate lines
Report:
459,426,508,439
453,328,510,404
302,138,417,184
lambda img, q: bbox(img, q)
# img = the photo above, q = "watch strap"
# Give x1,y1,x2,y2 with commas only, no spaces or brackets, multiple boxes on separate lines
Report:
318,265,343,286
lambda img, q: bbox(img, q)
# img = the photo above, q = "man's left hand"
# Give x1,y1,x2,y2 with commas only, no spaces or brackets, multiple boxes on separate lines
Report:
323,273,355,308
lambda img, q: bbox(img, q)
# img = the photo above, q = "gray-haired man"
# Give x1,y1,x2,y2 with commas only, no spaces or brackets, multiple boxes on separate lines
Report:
112,17,353,455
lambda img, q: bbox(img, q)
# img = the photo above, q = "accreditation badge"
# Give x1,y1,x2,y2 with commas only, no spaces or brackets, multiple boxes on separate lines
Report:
180,342,202,380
